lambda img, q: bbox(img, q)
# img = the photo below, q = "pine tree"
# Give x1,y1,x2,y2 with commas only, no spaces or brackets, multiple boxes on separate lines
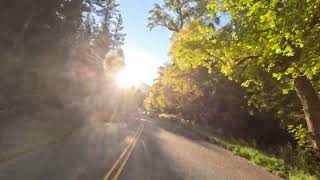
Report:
112,14,126,49
96,0,119,27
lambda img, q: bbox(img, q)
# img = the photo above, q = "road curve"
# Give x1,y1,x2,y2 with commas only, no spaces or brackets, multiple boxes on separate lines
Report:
0,111,283,180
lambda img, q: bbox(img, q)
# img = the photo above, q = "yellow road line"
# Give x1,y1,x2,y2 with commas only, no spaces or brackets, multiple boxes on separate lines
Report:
103,124,143,180
103,125,142,180
112,124,144,180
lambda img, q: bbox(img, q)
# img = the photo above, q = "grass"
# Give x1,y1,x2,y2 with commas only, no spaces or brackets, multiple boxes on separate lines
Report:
210,135,319,180
158,113,320,180
211,135,287,177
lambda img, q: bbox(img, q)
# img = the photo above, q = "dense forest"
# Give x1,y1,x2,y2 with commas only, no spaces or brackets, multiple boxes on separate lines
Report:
145,0,320,178
0,0,145,124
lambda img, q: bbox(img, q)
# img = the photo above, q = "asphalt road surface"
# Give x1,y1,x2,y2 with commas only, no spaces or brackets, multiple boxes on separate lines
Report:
0,110,283,180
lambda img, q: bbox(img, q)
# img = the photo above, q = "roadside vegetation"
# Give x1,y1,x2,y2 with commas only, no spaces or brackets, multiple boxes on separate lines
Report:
145,0,320,179
0,0,147,159
159,113,319,179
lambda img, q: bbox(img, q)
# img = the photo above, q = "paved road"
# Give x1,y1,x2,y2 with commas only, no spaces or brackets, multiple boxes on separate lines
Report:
0,111,282,180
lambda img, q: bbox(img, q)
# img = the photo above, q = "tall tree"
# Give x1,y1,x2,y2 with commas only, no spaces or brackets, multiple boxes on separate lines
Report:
171,0,320,150
99,0,120,27
112,14,126,48
147,0,209,32
145,64,249,133
0,0,125,118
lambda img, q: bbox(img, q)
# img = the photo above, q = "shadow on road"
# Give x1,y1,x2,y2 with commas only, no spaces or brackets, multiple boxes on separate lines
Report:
0,119,141,180
120,118,184,180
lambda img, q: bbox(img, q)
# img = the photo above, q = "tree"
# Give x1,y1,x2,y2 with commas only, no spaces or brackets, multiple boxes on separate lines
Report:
99,0,120,27
145,64,250,134
0,0,126,120
111,14,126,48
147,0,209,32
171,0,320,150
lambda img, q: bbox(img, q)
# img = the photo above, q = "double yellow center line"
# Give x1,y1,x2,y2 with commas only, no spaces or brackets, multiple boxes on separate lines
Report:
103,124,144,180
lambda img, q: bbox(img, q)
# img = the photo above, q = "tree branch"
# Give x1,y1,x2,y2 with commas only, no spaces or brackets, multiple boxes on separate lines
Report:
235,55,259,65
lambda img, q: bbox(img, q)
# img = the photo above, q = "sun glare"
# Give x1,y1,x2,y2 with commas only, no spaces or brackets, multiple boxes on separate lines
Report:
116,69,140,88
115,49,159,88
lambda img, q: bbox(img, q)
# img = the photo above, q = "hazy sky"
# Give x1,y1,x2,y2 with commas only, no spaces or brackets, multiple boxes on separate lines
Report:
118,0,172,84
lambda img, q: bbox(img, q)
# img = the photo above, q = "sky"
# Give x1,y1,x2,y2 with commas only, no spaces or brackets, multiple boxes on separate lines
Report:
117,0,172,85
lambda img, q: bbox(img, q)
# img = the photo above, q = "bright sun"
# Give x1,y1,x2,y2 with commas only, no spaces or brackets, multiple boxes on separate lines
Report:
115,49,159,88
116,68,141,88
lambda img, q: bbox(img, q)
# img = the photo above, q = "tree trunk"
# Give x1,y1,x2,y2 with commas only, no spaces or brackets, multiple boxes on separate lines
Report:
294,76,320,150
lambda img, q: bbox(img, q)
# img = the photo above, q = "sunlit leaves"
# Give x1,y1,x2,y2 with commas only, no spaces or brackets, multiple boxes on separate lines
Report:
167,0,320,142
145,63,247,125
172,0,320,100
148,0,209,32
288,124,313,151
